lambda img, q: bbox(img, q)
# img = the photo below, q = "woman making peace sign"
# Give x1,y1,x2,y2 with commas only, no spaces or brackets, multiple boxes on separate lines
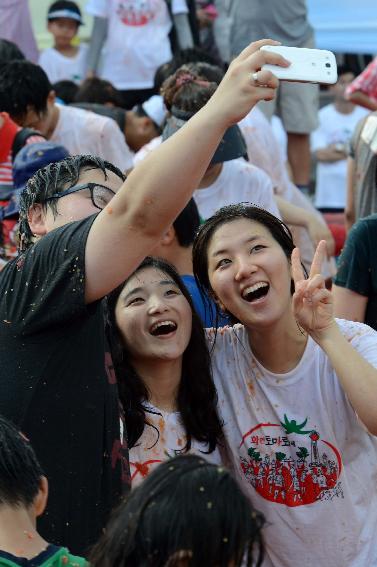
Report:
193,204,377,567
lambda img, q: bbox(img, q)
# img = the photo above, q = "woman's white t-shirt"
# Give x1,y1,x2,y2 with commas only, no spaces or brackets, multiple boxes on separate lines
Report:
86,0,188,89
207,319,377,567
193,159,281,221
39,44,88,85
129,402,222,487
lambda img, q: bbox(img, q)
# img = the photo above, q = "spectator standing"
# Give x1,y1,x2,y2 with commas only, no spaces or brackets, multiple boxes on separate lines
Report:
86,0,197,109
39,1,89,85
0,0,39,63
312,66,368,213
345,111,377,230
226,0,318,195
0,61,134,172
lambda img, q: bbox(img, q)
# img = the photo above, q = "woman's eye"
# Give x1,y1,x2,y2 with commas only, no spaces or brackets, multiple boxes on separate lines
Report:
250,245,265,253
216,258,231,269
128,297,144,306
166,288,179,296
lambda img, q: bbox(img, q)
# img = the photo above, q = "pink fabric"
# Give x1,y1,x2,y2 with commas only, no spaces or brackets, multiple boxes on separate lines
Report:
0,0,39,63
345,57,377,103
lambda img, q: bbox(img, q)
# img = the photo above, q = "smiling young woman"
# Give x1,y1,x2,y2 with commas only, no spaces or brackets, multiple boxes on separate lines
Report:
105,256,224,487
193,203,377,567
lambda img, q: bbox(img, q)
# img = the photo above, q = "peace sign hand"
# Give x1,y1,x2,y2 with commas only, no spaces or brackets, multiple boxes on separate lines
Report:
291,241,335,343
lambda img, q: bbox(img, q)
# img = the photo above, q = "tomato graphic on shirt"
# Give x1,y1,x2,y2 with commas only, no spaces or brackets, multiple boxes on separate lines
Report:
239,415,343,507
117,0,160,26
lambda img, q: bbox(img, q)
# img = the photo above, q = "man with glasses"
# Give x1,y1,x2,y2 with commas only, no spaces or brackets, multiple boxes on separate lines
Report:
0,40,288,555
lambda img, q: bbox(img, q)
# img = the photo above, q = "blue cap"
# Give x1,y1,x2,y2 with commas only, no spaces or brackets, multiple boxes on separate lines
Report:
3,142,69,219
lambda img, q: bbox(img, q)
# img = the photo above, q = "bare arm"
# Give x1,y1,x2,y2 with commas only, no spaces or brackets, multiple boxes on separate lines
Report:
315,145,347,163
86,16,108,76
275,195,335,256
333,285,368,323
84,40,290,303
346,90,377,111
292,243,377,436
345,156,356,232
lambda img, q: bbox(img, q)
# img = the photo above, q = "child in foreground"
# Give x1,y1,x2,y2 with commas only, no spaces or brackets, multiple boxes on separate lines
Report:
0,415,86,566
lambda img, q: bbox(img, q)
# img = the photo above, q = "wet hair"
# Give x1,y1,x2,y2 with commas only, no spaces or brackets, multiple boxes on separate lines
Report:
105,257,223,452
90,455,265,567
0,39,25,63
74,77,123,107
154,47,223,92
18,154,125,252
161,66,217,114
53,80,79,104
192,204,304,324
0,415,44,508
0,61,51,122
173,199,201,247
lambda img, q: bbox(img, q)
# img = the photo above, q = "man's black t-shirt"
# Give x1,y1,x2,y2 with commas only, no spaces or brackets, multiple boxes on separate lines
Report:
0,216,129,555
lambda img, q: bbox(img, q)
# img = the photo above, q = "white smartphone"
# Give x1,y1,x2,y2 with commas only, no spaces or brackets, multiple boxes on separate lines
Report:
261,45,338,85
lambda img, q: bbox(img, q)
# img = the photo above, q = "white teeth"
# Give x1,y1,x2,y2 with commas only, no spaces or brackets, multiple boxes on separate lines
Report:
242,282,268,299
150,320,176,333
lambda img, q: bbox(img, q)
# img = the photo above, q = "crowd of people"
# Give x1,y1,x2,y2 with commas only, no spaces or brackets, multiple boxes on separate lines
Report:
0,1,377,566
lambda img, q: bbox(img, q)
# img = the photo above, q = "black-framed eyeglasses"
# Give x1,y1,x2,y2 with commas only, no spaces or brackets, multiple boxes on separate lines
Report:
45,183,116,210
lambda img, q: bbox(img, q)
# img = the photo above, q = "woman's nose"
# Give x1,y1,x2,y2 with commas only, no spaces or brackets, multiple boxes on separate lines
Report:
147,296,169,314
234,258,257,282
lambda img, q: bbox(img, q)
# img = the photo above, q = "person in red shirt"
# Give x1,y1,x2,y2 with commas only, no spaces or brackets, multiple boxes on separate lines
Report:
0,113,45,265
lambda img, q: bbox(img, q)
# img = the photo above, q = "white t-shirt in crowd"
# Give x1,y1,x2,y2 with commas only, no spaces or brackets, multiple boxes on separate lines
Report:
193,159,280,221
86,0,188,90
239,107,336,279
51,104,133,171
39,44,88,85
207,319,377,567
129,401,222,487
311,104,368,209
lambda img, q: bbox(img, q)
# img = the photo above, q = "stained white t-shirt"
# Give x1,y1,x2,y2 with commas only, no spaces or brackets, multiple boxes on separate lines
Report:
51,104,133,171
193,159,280,221
86,0,188,89
207,319,377,567
129,401,222,487
311,104,368,209
39,44,88,85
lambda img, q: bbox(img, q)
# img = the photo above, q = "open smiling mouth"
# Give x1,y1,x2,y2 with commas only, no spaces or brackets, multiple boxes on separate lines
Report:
242,282,270,303
150,320,178,336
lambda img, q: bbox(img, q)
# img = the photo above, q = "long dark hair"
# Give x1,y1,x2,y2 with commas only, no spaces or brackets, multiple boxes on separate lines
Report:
192,204,305,324
90,455,265,567
105,257,223,452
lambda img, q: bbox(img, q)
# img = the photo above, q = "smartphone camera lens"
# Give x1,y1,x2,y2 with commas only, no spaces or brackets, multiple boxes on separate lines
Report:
325,63,331,68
